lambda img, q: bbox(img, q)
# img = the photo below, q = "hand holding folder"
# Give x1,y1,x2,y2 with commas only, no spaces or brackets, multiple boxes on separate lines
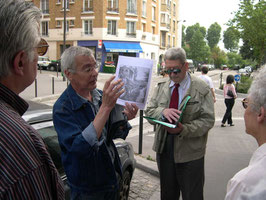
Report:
144,96,191,128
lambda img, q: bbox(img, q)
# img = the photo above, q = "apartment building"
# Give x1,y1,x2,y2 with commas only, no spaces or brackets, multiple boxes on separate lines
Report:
30,0,180,72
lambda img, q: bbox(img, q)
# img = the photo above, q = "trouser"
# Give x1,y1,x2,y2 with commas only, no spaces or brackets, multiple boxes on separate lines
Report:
156,135,205,200
222,98,235,124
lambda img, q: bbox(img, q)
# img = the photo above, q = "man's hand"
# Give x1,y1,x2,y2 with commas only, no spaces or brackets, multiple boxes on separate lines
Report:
123,102,139,120
162,108,181,124
164,122,184,135
101,76,125,111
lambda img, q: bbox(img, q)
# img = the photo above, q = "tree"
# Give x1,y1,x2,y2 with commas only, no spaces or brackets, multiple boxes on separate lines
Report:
223,27,240,52
182,25,186,48
229,0,266,64
185,23,206,43
227,52,244,68
211,46,227,68
206,22,222,49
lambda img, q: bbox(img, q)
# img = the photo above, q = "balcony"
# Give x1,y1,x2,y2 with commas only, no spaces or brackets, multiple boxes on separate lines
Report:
107,7,119,13
126,33,136,38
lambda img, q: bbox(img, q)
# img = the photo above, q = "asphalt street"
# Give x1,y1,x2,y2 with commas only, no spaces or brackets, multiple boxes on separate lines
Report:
21,69,257,200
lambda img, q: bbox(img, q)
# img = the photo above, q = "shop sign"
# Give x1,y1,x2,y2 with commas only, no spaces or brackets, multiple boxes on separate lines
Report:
98,40,102,49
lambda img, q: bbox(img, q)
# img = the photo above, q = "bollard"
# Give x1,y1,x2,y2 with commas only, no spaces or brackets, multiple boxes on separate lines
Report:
52,77,55,94
138,110,143,154
220,72,223,88
35,79,37,97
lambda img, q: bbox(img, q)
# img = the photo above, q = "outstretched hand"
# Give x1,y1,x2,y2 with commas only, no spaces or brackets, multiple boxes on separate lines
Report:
123,102,139,120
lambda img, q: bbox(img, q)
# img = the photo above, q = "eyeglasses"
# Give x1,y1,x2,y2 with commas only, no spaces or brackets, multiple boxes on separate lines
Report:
68,63,99,73
164,63,185,74
242,98,248,109
36,38,49,56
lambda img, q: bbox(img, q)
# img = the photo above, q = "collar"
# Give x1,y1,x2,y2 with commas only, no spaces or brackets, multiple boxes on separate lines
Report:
0,83,28,116
249,143,266,165
66,84,102,110
169,72,190,89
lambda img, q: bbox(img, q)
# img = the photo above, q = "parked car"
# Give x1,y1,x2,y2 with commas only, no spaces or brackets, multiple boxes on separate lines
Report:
48,59,61,72
22,109,136,200
38,56,51,70
244,66,253,73
187,59,195,73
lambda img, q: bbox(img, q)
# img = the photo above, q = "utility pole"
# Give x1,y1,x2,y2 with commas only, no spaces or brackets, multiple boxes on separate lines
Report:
62,0,66,81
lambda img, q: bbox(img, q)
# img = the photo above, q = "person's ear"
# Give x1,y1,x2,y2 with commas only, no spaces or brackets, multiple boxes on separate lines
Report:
13,51,26,76
64,69,71,81
258,107,265,123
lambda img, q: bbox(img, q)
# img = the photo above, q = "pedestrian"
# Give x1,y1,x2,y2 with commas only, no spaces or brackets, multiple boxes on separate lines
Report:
221,75,237,127
145,47,215,200
0,0,64,199
53,46,139,200
199,66,216,102
225,65,266,200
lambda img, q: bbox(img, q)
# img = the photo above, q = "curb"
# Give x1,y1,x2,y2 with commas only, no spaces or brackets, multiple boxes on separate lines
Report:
135,154,159,178
31,94,61,103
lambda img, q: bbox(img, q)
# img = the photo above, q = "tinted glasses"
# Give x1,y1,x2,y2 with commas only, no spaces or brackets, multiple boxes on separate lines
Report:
165,68,182,74
36,38,49,56
242,98,248,109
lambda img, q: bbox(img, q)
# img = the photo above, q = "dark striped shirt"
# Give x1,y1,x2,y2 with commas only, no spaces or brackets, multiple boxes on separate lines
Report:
0,83,64,199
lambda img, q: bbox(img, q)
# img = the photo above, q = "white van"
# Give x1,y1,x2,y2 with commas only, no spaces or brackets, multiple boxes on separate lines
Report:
38,56,51,70
187,59,195,73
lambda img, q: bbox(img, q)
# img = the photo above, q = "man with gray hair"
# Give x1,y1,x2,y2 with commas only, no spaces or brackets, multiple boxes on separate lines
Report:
145,47,215,200
0,0,64,199
225,65,266,200
53,46,138,199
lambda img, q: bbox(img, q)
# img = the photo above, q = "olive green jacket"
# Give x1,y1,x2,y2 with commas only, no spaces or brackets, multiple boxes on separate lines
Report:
145,75,215,163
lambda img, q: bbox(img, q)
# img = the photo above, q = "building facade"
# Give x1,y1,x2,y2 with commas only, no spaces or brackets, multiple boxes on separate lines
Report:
30,0,180,73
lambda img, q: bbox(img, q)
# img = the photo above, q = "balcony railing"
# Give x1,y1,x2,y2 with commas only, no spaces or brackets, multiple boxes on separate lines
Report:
83,7,93,12
126,32,136,37
107,7,119,12
42,9,49,14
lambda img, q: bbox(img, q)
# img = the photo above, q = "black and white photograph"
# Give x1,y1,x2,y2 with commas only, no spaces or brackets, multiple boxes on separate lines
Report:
115,56,153,110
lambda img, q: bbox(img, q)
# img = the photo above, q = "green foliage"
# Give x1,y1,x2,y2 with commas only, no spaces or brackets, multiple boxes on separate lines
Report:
211,46,227,68
207,22,222,49
146,155,155,161
229,0,266,64
223,27,240,52
185,23,206,43
227,52,244,68
182,25,186,48
237,75,253,93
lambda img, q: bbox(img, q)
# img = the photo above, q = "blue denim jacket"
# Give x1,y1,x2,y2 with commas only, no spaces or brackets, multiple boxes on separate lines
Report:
53,84,130,194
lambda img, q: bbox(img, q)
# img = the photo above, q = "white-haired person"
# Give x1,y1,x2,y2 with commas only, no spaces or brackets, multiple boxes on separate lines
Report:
0,0,64,199
225,65,266,200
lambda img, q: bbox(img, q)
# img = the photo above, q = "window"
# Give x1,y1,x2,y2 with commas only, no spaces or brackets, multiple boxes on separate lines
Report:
63,0,69,9
84,0,93,12
173,20,175,32
57,0,61,3
66,21,69,33
152,6,156,21
84,20,93,35
108,0,118,12
161,13,165,23
161,32,166,47
56,20,61,27
127,21,136,36
107,20,117,35
40,0,49,14
70,20,75,27
173,3,176,16
41,21,49,36
127,0,136,14
172,37,175,47
142,23,146,32
168,35,171,48
152,26,155,34
142,0,146,17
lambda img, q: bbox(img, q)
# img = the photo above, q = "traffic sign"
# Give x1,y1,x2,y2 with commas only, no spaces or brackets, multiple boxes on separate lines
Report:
235,74,240,82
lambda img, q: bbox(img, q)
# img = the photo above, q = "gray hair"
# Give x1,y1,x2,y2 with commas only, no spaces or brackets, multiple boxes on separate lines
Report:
164,47,187,64
61,46,94,75
0,0,41,79
248,65,266,113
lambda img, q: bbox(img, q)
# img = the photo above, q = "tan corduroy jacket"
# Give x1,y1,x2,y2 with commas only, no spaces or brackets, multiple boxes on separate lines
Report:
145,74,215,163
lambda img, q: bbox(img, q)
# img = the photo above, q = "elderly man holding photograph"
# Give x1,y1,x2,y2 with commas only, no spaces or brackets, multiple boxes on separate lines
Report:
53,46,138,200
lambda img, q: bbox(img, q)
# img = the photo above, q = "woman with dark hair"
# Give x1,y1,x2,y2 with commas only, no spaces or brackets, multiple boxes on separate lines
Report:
221,75,237,127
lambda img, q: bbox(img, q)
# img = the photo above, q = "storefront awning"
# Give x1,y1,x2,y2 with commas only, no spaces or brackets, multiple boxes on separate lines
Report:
103,42,143,53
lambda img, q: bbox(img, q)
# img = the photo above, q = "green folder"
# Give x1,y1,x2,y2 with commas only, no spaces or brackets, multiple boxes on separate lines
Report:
144,96,191,128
